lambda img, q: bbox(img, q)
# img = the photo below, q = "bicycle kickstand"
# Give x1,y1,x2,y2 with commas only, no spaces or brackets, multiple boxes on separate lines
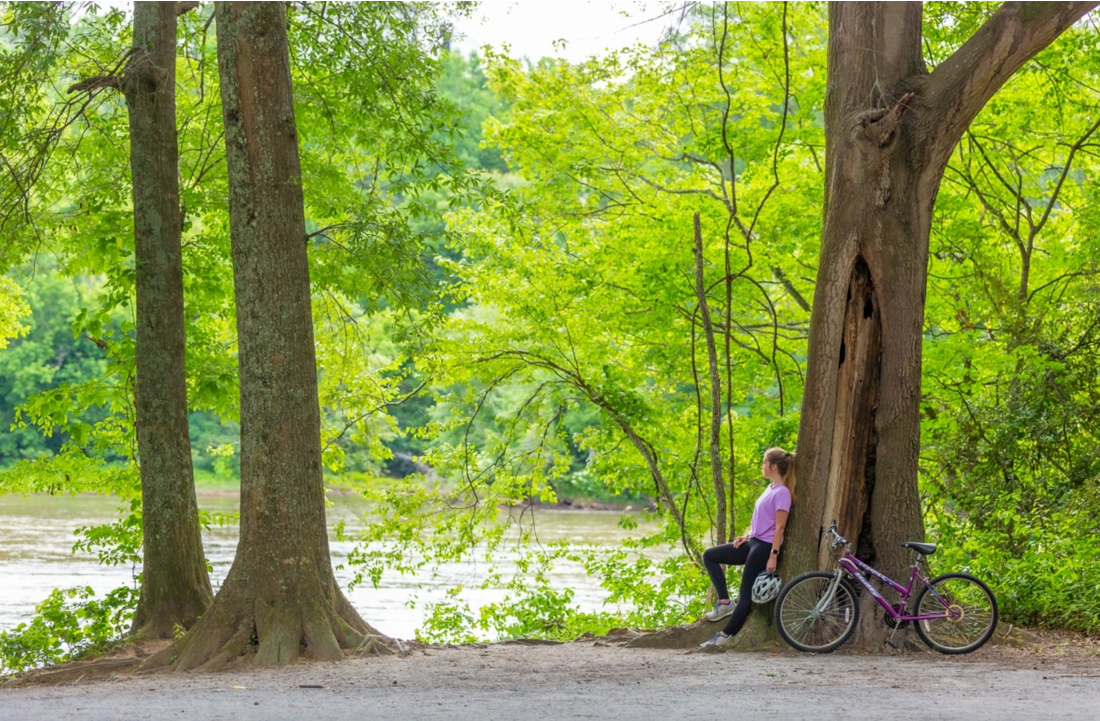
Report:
885,622,910,654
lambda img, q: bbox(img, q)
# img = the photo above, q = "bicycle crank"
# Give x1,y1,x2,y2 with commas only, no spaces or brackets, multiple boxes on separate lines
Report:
884,602,909,629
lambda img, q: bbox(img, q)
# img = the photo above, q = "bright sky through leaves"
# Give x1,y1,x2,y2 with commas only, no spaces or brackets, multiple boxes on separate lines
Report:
452,1,671,62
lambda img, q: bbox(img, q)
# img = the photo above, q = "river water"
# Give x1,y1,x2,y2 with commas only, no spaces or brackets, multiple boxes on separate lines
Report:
0,494,665,640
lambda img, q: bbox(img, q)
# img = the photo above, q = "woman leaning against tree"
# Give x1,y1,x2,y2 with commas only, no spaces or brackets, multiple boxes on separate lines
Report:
699,447,795,648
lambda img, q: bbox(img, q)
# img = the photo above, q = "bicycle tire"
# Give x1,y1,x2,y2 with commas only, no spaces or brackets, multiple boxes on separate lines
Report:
774,571,860,653
913,572,998,654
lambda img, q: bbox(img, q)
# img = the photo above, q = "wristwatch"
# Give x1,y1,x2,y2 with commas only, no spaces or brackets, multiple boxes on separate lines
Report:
771,549,779,555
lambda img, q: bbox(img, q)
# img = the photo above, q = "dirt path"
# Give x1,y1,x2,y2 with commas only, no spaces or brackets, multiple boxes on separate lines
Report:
3,640,1098,721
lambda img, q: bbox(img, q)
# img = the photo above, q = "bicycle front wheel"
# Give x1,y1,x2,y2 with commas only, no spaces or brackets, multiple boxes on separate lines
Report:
913,573,998,654
774,571,860,653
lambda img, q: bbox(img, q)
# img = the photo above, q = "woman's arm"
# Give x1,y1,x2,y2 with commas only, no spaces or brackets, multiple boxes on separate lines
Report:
766,510,789,572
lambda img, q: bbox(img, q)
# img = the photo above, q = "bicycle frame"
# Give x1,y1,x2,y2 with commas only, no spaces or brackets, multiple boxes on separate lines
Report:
835,551,960,623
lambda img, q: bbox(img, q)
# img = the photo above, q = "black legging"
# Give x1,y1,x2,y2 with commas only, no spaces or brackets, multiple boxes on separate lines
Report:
702,538,772,637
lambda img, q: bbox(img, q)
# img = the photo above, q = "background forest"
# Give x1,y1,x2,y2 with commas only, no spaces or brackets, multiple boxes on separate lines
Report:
1,1,1098,671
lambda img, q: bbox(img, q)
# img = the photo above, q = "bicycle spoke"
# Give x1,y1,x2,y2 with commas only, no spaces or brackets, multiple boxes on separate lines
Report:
778,575,856,651
917,576,997,652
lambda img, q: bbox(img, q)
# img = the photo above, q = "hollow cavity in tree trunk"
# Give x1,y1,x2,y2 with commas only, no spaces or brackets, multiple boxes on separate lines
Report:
819,258,882,568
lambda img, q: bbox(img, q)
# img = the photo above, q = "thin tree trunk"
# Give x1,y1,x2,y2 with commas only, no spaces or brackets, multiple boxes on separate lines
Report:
123,0,212,640
144,1,386,671
692,212,727,546
1019,244,1032,301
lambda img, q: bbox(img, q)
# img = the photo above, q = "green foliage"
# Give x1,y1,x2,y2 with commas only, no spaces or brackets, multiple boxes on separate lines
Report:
931,499,1100,634
919,13,1100,634
188,413,241,481
550,469,646,505
0,585,138,675
382,1,1100,641
410,2,821,579
2,0,1100,653
0,268,119,464
0,276,28,349
2,1,482,484
436,52,510,174
414,543,708,643
73,498,143,568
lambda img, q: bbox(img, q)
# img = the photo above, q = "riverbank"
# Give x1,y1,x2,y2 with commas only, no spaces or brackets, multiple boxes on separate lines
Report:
195,484,651,512
191,470,651,511
3,633,1098,721
0,494,662,641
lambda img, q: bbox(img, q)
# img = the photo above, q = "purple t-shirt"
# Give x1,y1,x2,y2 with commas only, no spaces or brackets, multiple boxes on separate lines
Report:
750,483,792,543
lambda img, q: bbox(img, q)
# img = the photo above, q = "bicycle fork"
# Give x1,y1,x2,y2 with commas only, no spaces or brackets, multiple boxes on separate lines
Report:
814,567,846,617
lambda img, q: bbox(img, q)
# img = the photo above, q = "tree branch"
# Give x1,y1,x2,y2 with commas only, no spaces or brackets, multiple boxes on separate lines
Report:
943,163,1024,252
772,265,811,312
322,381,426,452
66,75,122,94
472,348,700,560
633,173,731,209
925,1,1097,160
1032,114,1100,237
66,48,134,94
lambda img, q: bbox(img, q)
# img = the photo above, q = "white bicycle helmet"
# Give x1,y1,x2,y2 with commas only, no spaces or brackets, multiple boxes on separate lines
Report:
752,571,783,603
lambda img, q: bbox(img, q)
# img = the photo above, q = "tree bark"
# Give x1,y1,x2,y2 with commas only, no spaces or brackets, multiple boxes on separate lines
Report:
123,0,212,640
786,0,1095,649
145,1,386,671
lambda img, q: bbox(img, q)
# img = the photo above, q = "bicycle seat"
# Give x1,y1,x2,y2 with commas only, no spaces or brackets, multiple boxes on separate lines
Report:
901,542,936,555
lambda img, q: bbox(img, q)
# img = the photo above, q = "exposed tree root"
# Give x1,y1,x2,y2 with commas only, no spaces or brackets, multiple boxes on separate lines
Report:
138,576,395,673
5,658,140,687
349,635,398,658
626,610,781,651
129,599,209,643
195,623,254,672
5,639,172,686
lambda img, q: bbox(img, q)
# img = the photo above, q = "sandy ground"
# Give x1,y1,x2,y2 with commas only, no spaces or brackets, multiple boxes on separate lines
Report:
2,638,1099,721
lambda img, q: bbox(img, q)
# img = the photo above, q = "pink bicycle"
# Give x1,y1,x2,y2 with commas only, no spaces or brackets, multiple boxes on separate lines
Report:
774,521,998,654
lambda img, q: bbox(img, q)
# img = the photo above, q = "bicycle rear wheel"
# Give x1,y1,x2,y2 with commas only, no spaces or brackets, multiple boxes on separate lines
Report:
774,571,860,653
913,572,998,654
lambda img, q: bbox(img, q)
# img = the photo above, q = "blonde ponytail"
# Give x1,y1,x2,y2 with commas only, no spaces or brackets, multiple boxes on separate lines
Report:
786,451,797,503
764,447,797,503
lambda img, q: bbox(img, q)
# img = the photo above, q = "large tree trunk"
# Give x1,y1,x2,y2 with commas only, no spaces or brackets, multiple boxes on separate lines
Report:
123,0,213,640
144,1,386,671
786,1,1095,649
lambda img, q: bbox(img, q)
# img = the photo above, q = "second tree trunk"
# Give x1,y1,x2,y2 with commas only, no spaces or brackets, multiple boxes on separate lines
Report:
124,0,212,640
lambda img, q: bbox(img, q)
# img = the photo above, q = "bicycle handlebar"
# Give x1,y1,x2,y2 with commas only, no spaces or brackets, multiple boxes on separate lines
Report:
826,520,851,550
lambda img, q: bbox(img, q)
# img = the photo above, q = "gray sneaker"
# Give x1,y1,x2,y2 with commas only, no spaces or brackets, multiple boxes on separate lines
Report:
705,600,735,622
700,631,732,648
